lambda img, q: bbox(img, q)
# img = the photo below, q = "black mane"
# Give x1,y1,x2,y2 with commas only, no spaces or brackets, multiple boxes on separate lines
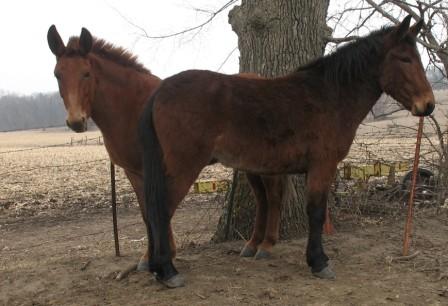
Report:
296,26,395,90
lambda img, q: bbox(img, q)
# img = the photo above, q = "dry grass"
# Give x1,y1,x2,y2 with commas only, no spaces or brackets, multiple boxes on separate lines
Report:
0,127,102,149
0,127,232,222
1,90,447,220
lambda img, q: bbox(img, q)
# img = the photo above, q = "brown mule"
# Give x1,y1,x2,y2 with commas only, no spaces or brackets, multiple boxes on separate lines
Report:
47,25,167,271
139,15,435,287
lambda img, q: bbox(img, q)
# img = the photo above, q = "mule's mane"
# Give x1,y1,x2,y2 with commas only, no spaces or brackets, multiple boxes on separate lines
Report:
296,26,399,90
66,37,150,74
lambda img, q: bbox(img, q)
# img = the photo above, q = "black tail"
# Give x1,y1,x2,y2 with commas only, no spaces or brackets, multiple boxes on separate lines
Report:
139,93,177,279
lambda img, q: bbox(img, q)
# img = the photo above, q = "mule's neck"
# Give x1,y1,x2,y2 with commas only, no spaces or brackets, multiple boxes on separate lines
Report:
333,71,383,125
89,55,159,134
296,59,384,127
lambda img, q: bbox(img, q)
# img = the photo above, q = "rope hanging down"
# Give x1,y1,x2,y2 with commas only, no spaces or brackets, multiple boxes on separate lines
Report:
402,116,424,256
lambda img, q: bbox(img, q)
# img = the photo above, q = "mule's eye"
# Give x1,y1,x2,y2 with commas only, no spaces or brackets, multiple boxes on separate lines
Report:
83,72,91,79
398,57,412,63
54,73,62,80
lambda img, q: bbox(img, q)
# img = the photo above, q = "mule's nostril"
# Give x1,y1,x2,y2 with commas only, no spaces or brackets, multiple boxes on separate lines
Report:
421,103,435,116
66,119,87,133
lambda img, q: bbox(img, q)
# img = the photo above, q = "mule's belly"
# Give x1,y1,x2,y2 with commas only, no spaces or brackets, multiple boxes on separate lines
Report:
103,137,142,174
211,127,351,175
212,140,309,175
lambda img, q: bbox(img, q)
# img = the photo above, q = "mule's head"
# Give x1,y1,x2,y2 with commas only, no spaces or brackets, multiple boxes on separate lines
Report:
47,25,95,132
379,15,435,116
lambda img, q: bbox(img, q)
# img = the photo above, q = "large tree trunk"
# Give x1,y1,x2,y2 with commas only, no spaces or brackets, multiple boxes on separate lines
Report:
213,0,331,242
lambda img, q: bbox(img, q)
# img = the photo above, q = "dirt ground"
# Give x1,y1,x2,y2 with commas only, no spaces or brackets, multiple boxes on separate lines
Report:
1,199,448,306
1,119,448,305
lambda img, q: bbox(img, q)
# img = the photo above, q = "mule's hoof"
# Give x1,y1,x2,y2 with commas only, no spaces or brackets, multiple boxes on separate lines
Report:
137,260,149,272
158,274,185,288
240,245,257,257
312,266,336,280
254,249,271,260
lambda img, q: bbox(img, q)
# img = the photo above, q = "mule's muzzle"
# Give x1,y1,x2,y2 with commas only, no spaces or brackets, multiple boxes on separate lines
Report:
412,102,435,117
66,117,87,133
422,102,435,116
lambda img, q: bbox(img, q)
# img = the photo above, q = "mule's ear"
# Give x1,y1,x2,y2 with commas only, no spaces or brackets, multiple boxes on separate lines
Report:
395,15,412,40
47,25,66,57
79,27,93,56
409,18,424,37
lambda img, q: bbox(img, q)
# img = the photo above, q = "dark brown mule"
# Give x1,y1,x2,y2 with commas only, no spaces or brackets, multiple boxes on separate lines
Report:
47,25,164,271
139,15,435,287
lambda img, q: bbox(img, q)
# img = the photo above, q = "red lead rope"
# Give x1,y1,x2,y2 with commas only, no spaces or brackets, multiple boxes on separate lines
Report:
402,116,424,256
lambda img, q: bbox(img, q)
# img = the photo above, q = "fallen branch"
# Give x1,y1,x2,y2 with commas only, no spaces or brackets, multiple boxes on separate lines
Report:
386,251,420,264
234,229,247,241
80,260,91,271
438,272,448,281
194,292,207,300
416,267,440,273
115,263,138,280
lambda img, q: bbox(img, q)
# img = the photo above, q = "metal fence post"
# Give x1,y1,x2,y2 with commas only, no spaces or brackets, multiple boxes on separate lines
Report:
110,161,120,257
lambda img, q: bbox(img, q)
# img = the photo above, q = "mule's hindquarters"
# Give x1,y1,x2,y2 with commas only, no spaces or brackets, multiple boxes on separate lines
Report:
139,92,213,287
123,169,178,272
139,96,181,286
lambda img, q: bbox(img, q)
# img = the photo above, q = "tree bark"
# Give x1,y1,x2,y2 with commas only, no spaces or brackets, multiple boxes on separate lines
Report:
213,0,330,242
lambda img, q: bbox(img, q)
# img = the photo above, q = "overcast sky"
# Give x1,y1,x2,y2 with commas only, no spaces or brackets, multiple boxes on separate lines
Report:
1,0,430,96
1,0,242,95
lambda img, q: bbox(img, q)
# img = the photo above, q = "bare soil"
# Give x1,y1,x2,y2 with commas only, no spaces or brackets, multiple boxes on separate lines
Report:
1,201,448,306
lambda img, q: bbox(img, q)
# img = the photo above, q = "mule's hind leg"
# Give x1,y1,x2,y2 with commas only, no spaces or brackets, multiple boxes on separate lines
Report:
240,173,269,257
255,175,285,259
137,225,176,272
150,165,208,288
144,146,210,287
306,163,337,279
124,170,176,272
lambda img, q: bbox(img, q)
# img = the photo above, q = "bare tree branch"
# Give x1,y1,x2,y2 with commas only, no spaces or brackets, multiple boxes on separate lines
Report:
217,47,238,72
327,35,361,43
131,0,238,39
364,0,446,53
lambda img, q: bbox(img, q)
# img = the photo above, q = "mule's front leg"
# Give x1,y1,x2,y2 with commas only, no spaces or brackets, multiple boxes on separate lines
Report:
122,170,152,272
306,166,336,279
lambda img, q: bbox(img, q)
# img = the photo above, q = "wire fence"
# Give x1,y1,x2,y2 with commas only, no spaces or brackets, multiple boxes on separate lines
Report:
328,113,448,224
1,112,448,252
0,133,230,256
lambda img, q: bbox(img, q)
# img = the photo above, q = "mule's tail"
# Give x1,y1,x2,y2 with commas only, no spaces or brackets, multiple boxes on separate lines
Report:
139,94,178,281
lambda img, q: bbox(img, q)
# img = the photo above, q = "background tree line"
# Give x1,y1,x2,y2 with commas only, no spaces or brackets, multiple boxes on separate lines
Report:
0,92,66,132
